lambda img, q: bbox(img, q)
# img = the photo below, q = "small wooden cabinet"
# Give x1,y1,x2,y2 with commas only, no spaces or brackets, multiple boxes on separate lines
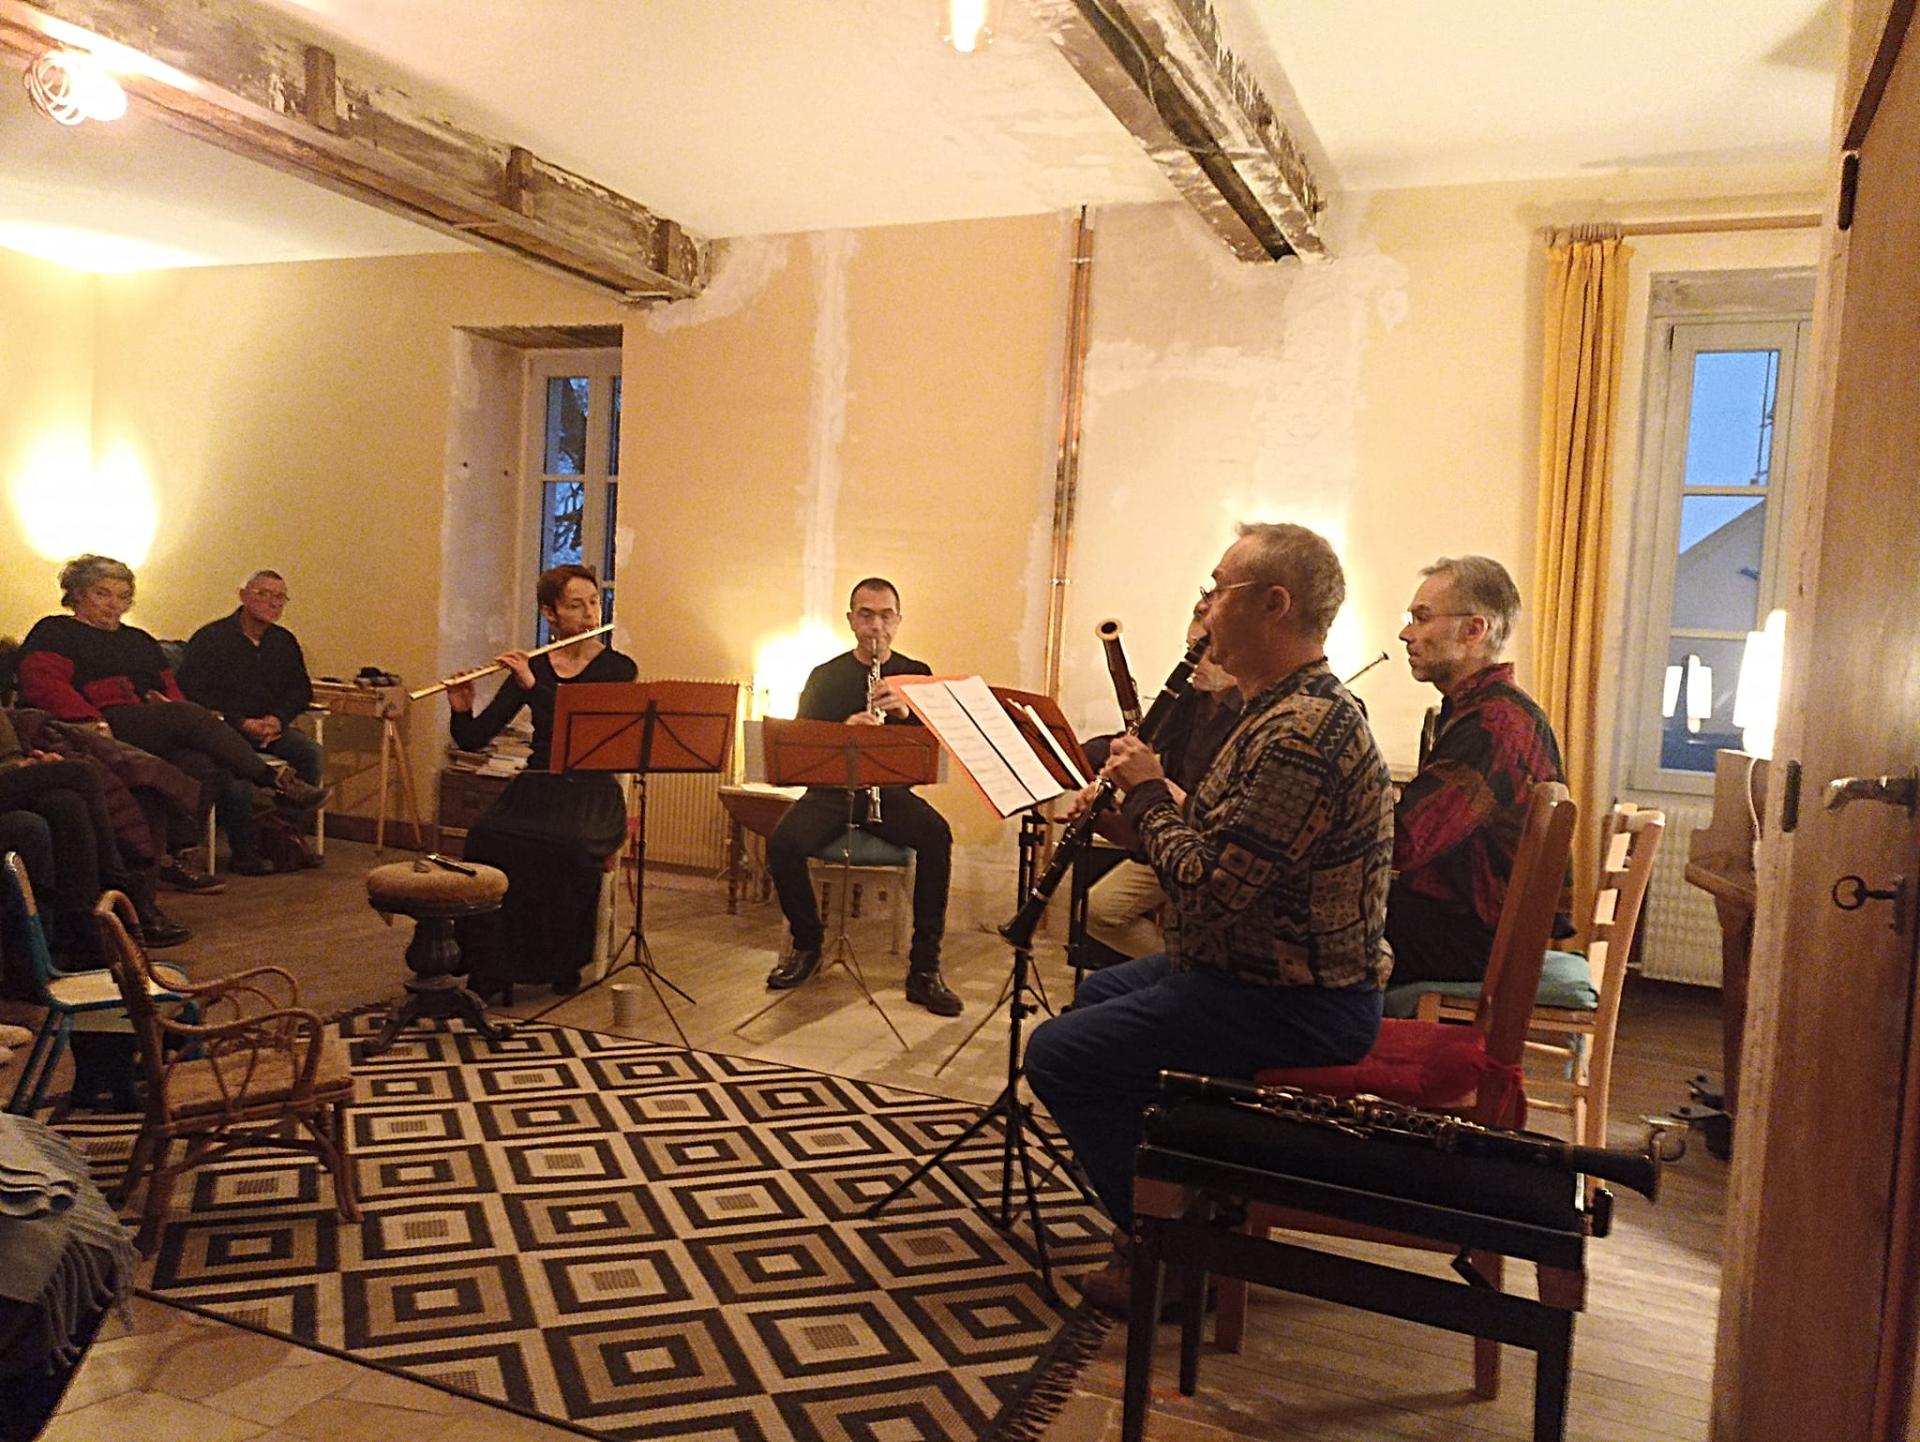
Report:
435,767,511,858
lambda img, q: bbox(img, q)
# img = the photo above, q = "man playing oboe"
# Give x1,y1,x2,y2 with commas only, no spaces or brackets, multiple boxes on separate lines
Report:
762,578,962,1016
1025,523,1394,1312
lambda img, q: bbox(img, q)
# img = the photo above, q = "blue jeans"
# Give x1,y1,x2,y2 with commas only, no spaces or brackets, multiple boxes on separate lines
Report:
263,729,323,785
1025,952,1382,1229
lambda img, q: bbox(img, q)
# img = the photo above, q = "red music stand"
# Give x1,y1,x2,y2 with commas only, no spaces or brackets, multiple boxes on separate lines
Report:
742,718,941,1048
553,679,739,1048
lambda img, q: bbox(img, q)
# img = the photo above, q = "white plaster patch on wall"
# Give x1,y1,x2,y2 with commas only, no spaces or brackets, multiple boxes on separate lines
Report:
643,236,790,334
799,230,858,623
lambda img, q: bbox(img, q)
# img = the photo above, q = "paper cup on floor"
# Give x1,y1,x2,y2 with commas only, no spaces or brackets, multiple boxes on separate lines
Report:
610,983,646,1028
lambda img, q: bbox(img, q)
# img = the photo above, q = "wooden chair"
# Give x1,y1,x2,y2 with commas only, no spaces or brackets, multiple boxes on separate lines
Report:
1411,804,1665,1153
93,889,358,1255
2,853,190,1116
1210,782,1579,1399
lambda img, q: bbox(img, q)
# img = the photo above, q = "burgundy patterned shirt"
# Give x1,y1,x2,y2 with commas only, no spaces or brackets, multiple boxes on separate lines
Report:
1393,662,1567,934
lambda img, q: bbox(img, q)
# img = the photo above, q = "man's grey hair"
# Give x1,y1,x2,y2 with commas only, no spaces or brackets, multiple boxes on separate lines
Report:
1235,522,1345,641
244,569,284,589
1421,555,1521,654
58,554,135,609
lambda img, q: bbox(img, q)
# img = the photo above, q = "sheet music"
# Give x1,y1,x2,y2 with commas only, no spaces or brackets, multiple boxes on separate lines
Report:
1023,702,1088,788
897,676,1067,817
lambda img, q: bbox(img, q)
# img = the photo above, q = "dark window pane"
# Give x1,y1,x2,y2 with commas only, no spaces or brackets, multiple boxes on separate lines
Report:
603,482,618,583
544,376,590,475
609,375,622,477
1683,350,1779,487
1670,495,1765,631
541,480,584,572
1658,635,1746,773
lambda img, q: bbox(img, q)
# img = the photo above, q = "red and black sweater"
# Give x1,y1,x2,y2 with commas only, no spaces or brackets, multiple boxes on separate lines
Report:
18,615,187,721
1392,662,1568,936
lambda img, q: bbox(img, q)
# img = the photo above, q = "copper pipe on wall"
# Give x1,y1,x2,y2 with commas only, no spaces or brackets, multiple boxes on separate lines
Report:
1041,206,1097,701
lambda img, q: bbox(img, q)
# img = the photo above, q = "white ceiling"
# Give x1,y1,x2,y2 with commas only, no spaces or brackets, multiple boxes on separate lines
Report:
0,0,1841,273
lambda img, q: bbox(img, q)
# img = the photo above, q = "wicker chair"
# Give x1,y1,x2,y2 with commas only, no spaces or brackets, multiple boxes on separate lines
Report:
93,890,358,1255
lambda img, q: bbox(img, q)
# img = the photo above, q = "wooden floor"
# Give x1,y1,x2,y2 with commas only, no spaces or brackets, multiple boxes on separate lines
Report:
0,842,1729,1441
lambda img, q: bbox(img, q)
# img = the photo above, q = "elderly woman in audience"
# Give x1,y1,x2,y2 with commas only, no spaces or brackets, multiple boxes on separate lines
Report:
17,555,326,884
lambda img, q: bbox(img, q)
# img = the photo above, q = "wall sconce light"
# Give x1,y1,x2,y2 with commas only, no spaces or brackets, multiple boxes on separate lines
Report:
942,0,1002,55
1733,608,1787,760
23,48,128,126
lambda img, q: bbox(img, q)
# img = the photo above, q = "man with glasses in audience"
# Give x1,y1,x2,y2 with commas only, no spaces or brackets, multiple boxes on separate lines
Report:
762,577,962,1016
1389,555,1567,985
179,572,321,871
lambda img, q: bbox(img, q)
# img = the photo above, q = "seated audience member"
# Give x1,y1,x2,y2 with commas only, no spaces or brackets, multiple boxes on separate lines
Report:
444,564,635,998
178,569,321,788
1025,523,1393,1311
17,555,325,880
0,709,188,963
1075,615,1240,969
1388,555,1568,985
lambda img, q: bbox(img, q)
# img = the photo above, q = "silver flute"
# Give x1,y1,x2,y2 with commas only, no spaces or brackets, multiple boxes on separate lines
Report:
866,653,885,823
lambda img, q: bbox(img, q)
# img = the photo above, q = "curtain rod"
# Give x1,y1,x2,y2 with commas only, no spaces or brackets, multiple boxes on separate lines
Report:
1615,213,1823,238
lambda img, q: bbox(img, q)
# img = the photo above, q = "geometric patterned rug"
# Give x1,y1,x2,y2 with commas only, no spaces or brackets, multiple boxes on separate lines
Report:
56,1017,1115,1441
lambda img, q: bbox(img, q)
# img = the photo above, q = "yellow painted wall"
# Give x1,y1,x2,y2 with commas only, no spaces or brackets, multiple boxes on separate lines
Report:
0,249,97,631
0,170,1822,903
74,253,624,817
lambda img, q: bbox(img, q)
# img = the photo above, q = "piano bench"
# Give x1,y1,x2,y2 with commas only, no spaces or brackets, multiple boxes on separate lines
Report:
1121,1098,1594,1442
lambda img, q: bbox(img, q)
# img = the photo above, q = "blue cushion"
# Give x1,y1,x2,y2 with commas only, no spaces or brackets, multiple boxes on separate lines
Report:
809,829,912,867
1383,949,1599,1019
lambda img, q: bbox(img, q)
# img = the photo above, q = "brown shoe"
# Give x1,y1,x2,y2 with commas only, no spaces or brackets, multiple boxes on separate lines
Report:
272,769,327,810
1072,1247,1213,1319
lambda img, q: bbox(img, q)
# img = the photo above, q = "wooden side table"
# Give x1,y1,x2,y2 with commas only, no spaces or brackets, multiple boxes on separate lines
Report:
435,767,512,859
718,783,800,912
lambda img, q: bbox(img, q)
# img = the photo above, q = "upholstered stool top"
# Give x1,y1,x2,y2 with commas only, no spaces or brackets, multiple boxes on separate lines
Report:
808,828,912,868
365,860,508,918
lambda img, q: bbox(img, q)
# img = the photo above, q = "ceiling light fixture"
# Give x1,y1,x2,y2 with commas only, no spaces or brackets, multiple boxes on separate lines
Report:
23,48,128,126
942,0,1001,55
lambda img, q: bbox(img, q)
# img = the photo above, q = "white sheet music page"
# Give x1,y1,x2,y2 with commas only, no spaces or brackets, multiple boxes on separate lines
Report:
895,676,1066,817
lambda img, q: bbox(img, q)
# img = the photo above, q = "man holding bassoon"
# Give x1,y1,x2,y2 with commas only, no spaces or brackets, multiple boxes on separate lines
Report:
1025,522,1395,1311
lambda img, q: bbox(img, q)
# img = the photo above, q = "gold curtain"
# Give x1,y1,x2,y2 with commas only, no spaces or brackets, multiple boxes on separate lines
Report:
1534,225,1630,915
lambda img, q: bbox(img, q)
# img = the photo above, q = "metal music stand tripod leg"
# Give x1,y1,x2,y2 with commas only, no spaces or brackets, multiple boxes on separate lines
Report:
599,705,695,1048
865,812,1094,1298
735,778,908,1049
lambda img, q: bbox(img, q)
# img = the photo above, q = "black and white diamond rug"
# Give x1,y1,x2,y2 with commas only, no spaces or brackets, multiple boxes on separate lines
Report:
59,1017,1115,1441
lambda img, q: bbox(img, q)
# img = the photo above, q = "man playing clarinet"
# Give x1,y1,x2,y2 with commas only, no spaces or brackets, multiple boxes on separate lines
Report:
762,578,962,1016
1025,522,1394,1311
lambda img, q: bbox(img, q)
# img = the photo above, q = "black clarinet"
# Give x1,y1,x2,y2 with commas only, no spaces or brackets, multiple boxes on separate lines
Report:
999,633,1209,950
1157,1071,1660,1200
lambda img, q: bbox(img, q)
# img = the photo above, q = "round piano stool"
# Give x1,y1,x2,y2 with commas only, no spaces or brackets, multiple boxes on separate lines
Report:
364,860,513,1056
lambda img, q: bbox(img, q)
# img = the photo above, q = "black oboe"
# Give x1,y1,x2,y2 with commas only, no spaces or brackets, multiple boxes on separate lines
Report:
999,633,1208,949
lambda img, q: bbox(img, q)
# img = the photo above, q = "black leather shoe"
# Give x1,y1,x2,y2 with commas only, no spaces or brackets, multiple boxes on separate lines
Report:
228,850,275,877
766,948,822,990
136,907,191,948
905,968,963,1016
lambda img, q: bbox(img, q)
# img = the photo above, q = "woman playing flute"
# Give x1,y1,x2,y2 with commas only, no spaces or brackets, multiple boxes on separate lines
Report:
446,564,636,998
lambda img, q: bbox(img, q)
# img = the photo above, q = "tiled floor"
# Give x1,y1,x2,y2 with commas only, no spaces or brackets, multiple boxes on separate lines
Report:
8,846,1729,1440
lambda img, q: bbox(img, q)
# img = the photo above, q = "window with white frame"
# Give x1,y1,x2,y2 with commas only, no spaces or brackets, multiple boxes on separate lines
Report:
1625,282,1812,793
525,349,621,642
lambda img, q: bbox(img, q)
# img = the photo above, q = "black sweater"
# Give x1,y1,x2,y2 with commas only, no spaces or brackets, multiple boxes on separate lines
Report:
449,647,637,771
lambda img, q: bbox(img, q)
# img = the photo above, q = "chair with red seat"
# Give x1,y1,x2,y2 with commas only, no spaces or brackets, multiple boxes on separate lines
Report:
1211,780,1577,1397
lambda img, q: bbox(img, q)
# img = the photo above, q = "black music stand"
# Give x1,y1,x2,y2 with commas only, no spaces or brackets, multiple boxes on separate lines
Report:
738,718,941,1048
553,679,738,1048
865,684,1095,1299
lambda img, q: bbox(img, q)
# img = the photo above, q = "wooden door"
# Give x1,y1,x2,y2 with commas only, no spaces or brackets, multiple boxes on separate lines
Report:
1713,4,1920,1439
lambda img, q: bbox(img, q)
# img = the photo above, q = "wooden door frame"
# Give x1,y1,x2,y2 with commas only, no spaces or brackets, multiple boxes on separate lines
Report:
1713,3,1920,1437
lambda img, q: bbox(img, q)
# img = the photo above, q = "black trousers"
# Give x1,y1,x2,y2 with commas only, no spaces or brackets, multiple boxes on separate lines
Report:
0,760,121,917
767,787,951,967
1383,884,1497,986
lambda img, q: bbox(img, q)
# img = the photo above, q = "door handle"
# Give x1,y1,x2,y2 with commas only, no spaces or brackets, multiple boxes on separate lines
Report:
1823,770,1919,814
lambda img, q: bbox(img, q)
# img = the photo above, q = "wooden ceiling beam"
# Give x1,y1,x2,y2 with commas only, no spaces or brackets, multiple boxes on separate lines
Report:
0,0,709,299
1029,0,1326,261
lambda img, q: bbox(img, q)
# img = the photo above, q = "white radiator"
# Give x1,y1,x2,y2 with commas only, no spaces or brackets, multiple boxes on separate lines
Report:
643,771,728,870
1635,796,1724,986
